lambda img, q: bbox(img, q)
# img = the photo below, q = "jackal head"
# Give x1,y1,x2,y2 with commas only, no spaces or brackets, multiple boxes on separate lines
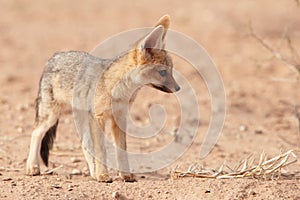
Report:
133,15,180,93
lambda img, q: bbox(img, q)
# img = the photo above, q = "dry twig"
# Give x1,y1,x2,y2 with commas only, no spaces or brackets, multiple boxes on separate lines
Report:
0,167,22,172
42,165,63,175
171,150,297,179
249,23,300,75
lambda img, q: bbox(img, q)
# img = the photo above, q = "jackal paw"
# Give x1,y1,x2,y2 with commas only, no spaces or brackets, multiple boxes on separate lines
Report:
95,174,113,183
26,165,40,176
119,172,136,182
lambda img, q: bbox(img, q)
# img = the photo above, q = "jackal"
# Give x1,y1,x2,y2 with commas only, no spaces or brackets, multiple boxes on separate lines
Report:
26,15,180,182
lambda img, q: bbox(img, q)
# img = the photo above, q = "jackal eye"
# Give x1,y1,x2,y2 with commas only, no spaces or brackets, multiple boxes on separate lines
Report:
159,70,167,77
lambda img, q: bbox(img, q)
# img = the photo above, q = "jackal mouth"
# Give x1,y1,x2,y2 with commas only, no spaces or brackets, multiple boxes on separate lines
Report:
150,84,173,93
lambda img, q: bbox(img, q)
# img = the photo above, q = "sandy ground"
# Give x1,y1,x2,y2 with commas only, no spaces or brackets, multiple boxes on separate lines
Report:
0,0,300,199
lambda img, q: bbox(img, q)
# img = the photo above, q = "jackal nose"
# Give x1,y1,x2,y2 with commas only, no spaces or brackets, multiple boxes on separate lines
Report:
175,85,180,92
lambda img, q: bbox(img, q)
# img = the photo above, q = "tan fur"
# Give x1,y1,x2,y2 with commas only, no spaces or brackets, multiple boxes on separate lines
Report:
26,15,179,182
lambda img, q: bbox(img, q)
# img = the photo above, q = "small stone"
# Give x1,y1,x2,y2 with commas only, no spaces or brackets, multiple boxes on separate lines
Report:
249,190,257,196
0,98,8,104
112,191,120,199
56,178,61,181
82,167,88,173
51,184,62,189
239,125,247,132
71,169,82,175
255,129,263,134
17,127,23,133
2,177,12,181
70,157,80,163
169,127,178,136
16,105,27,112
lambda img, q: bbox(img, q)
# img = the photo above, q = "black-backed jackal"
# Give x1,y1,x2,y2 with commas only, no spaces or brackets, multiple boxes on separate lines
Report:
26,15,180,182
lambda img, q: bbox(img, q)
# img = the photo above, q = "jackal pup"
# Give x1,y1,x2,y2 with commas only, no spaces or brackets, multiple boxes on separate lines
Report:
26,15,180,182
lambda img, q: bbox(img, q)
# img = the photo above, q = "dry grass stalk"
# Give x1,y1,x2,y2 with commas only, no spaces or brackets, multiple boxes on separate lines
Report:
42,165,63,175
0,167,22,172
171,150,297,179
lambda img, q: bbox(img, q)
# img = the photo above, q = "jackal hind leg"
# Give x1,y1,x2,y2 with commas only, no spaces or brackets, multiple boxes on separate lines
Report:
26,99,60,176
81,145,95,177
88,114,112,183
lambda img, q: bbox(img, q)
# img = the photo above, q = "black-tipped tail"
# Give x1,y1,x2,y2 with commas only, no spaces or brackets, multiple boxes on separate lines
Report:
40,120,58,166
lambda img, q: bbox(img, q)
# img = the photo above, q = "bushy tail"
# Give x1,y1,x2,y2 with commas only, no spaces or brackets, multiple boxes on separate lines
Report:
40,120,59,166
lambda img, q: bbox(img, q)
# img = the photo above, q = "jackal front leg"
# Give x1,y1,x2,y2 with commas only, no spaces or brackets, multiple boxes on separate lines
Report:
111,119,135,182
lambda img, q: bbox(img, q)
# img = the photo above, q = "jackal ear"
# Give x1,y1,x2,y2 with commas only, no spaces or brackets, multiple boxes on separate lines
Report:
155,15,170,41
138,25,164,50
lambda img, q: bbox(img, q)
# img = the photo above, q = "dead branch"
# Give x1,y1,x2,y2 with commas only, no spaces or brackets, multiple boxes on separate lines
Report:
249,23,300,75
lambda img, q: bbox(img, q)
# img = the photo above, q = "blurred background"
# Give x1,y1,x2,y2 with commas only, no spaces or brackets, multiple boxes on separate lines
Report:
0,0,299,199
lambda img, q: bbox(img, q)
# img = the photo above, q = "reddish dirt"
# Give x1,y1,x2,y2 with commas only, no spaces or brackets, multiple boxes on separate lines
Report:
0,0,300,199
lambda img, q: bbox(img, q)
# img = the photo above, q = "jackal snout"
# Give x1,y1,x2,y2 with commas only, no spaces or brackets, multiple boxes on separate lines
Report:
134,61,180,93
149,65,180,93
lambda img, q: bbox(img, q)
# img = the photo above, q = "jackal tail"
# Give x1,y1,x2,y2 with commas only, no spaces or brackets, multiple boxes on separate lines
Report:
40,120,59,167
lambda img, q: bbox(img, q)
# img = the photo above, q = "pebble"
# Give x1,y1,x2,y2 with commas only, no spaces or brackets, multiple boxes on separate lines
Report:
67,185,74,191
51,184,62,189
254,129,263,134
2,177,12,181
112,191,120,199
239,125,248,132
82,167,88,172
70,157,81,163
169,127,178,136
16,104,27,112
17,127,23,133
248,190,257,196
0,98,8,104
71,169,82,175
11,181,17,186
